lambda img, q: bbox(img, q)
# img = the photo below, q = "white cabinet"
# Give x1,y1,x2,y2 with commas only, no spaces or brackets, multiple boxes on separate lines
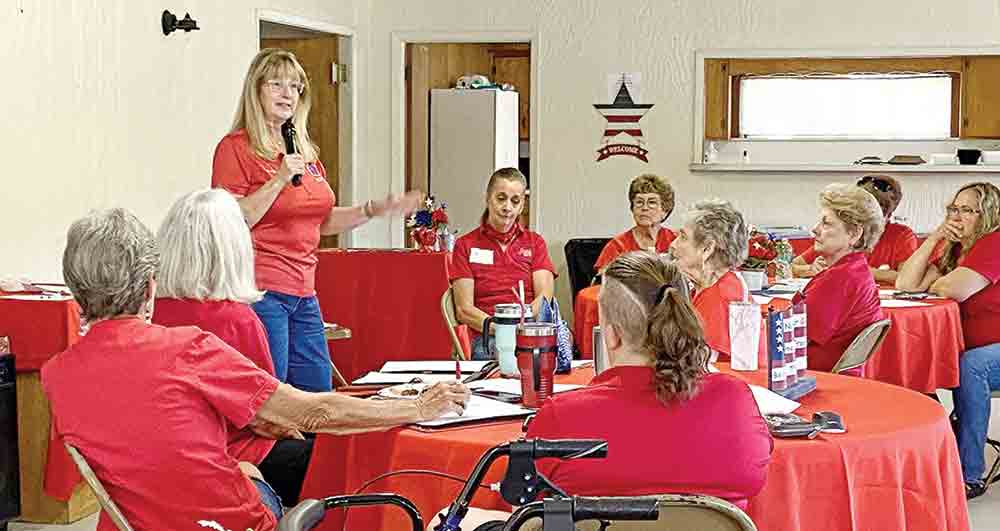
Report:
430,89,520,234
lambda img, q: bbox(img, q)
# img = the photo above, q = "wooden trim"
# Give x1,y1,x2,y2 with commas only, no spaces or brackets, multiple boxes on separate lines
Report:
950,72,961,138
703,59,730,140
728,56,963,76
729,75,741,139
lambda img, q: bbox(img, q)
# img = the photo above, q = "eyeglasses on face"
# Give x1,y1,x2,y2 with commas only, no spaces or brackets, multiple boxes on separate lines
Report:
857,176,894,194
264,79,305,95
946,205,982,217
632,198,662,209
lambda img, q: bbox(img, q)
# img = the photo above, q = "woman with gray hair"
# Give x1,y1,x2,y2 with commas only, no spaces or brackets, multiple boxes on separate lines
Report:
668,199,749,360
42,208,468,531
153,189,310,506
791,183,885,375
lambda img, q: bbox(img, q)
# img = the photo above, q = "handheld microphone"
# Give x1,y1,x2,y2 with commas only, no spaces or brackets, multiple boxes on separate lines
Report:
280,120,303,187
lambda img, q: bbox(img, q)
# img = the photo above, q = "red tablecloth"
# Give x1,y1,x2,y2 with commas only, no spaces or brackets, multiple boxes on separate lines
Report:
0,295,85,503
0,294,80,372
300,365,968,531
574,286,965,393
315,249,454,382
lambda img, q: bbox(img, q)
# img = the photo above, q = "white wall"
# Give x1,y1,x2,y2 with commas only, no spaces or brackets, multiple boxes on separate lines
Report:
0,0,367,281
366,0,1000,312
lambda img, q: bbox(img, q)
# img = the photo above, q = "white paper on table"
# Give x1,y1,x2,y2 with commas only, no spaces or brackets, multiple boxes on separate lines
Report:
468,378,582,396
752,295,774,305
0,293,73,301
571,360,594,369
414,395,532,427
352,372,460,385
880,299,931,308
771,278,810,291
878,289,898,297
748,384,801,415
380,360,492,373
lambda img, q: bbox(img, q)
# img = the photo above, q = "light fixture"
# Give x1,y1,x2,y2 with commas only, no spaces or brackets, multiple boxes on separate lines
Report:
162,10,199,36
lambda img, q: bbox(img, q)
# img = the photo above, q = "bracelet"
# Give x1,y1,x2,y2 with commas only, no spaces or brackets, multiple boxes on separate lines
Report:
363,199,375,218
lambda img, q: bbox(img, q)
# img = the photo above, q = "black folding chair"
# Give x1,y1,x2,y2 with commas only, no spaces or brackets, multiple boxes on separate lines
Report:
563,238,611,303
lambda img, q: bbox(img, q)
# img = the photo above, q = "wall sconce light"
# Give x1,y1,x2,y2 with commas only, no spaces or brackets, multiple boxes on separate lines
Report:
162,10,200,36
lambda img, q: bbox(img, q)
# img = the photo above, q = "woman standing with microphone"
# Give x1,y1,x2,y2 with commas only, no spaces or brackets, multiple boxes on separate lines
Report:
213,49,421,392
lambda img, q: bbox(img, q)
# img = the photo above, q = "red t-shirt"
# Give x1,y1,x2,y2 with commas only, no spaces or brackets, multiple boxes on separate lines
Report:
41,319,280,531
692,271,747,360
450,224,556,334
797,222,918,271
152,298,277,465
526,366,771,510
593,227,676,272
212,130,335,296
795,252,884,372
936,232,1000,349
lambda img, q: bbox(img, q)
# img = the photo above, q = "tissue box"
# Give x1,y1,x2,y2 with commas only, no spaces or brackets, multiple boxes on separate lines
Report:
930,153,958,165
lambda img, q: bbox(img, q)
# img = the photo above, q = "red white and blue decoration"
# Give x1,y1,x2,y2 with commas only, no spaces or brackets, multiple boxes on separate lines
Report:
594,73,654,162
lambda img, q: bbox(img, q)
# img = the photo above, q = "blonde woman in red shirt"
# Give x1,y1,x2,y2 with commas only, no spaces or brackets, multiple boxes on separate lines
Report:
213,49,421,392
896,182,1000,499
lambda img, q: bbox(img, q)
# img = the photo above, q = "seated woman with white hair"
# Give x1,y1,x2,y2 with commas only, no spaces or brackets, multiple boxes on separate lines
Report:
793,183,885,375
42,207,469,530
668,199,750,361
153,188,311,506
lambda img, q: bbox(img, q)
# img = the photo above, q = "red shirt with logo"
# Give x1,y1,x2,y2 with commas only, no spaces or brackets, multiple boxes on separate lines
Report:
152,298,277,465
593,227,676,272
41,318,279,531
527,366,771,510
794,252,884,372
797,222,919,271
933,232,1000,349
450,224,556,333
692,271,748,360
212,130,335,296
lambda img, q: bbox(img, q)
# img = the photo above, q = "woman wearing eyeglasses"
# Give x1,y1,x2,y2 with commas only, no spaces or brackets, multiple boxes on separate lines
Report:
896,182,1000,499
792,175,918,284
212,49,421,392
592,174,676,273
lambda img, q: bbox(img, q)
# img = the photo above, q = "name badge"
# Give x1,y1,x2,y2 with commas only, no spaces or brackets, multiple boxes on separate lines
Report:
470,248,494,265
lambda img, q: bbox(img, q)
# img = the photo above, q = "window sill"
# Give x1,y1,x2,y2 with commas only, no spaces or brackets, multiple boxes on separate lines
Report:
689,163,1000,173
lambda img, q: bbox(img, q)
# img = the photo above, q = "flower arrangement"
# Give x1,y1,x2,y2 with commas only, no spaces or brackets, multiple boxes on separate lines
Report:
407,196,451,252
743,229,778,271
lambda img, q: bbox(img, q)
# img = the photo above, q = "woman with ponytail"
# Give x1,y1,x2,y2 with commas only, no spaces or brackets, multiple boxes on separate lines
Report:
524,251,771,509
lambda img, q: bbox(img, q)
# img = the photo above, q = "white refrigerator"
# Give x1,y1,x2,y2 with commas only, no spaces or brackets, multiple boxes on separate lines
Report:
430,89,520,235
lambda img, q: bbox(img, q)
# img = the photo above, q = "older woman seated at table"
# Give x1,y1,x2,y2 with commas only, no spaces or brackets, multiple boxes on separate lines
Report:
668,199,749,361
593,174,676,273
152,188,312,506
451,167,557,360
793,175,918,284
794,184,885,375
896,182,1000,499
42,208,469,531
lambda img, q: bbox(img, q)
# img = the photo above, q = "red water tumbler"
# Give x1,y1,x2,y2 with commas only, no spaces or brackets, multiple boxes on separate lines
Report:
515,323,557,408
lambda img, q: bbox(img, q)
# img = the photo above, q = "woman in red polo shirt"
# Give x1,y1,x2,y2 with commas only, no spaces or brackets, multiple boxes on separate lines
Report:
153,189,312,506
792,175,918,284
795,184,885,375
527,252,771,508
896,182,1000,499
450,167,556,359
593,174,677,273
212,49,421,392
668,199,749,361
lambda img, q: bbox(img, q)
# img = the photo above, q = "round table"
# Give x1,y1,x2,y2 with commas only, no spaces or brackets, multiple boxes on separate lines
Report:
573,285,966,393
299,366,969,531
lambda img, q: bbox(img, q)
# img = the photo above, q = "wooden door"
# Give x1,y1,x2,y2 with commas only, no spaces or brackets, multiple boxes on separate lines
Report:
962,56,1000,138
262,36,341,247
491,51,531,141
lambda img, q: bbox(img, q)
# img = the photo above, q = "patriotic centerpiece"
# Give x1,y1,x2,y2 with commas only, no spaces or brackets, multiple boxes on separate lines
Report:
406,196,451,252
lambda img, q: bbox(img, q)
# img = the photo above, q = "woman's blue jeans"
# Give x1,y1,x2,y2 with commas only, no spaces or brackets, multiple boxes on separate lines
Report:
953,342,1000,483
252,291,332,392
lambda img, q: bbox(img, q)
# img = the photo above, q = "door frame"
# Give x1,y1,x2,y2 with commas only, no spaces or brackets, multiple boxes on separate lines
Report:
392,31,539,246
257,9,359,248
